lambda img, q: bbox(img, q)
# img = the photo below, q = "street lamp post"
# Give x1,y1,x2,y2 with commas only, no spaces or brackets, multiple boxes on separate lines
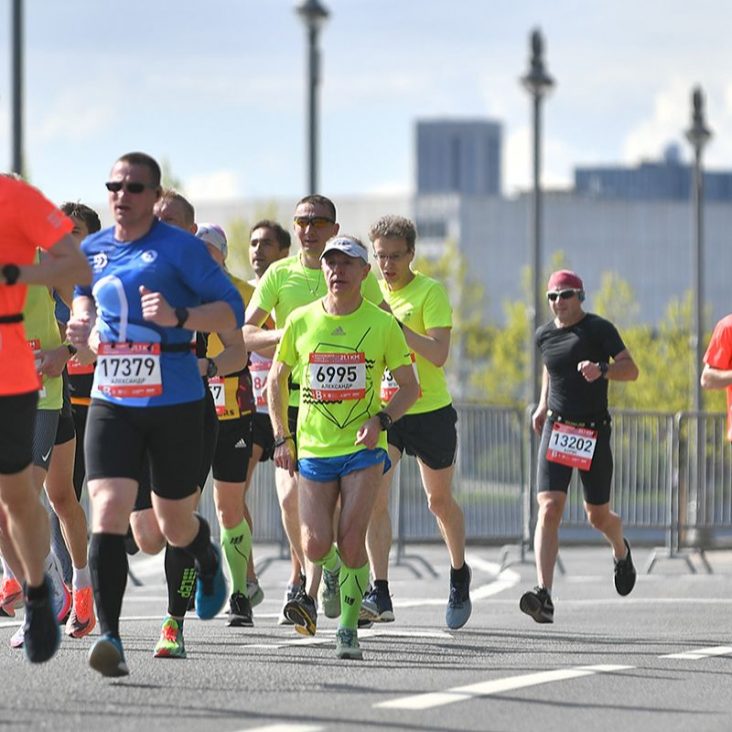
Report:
11,0,24,176
521,29,555,408
685,87,711,416
295,0,329,195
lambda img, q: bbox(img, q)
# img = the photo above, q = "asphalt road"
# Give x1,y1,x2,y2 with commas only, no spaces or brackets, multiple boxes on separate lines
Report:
2,543,732,732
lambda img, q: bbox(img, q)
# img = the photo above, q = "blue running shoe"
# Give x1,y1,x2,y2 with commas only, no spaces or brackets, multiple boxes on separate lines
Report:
446,563,472,630
195,544,227,620
88,634,129,677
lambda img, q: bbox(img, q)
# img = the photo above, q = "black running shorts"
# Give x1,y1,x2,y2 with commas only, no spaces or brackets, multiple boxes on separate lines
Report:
387,404,458,471
0,391,37,474
212,415,253,483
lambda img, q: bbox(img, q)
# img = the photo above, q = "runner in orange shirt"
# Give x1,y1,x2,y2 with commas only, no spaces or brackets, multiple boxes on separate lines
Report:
0,175,91,662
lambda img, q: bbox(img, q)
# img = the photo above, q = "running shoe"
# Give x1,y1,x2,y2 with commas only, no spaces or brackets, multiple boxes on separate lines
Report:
226,592,254,627
335,627,363,660
519,586,554,623
153,617,186,659
10,624,24,649
0,576,23,618
614,538,637,596
46,553,72,624
247,579,264,608
65,586,96,638
278,577,304,626
446,564,472,630
360,585,395,623
319,566,341,619
194,544,227,620
284,590,318,636
23,577,60,664
88,634,129,677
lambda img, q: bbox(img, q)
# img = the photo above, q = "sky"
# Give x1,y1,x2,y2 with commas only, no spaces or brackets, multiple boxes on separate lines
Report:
1,0,731,208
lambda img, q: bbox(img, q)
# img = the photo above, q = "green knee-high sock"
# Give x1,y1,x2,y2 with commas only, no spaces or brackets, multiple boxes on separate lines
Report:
220,519,252,595
315,544,341,573
339,561,370,630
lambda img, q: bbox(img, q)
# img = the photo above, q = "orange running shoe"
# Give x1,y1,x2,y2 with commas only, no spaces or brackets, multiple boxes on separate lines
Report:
0,577,23,618
65,586,96,638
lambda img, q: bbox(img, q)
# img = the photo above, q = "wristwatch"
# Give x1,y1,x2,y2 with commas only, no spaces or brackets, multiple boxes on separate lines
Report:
205,358,218,378
274,434,293,448
65,343,78,357
174,307,189,328
376,411,393,431
598,361,609,378
1,264,20,286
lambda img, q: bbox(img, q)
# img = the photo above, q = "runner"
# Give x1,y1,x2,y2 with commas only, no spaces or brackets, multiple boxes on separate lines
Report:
245,219,292,619
67,153,245,676
244,195,386,632
268,235,418,658
0,174,90,663
520,269,639,624
365,215,472,630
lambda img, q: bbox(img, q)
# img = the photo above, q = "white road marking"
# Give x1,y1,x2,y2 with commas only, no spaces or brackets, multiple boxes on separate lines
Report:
376,664,633,710
660,645,732,660
234,725,323,732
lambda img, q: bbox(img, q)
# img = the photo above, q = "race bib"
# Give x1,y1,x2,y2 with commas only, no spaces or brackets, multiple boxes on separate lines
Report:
208,376,226,415
380,352,420,402
546,422,597,470
250,356,272,411
67,357,95,375
27,339,46,398
96,342,162,398
308,351,366,402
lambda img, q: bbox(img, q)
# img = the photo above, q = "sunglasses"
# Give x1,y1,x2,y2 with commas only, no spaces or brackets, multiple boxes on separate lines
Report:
293,215,334,229
105,181,155,194
547,289,580,302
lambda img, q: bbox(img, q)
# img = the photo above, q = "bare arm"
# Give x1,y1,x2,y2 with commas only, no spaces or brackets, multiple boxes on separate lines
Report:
198,328,246,377
701,363,732,390
243,306,283,353
16,234,91,288
356,362,419,449
267,360,296,475
66,295,98,364
139,286,237,333
531,366,550,435
577,348,639,383
402,325,451,368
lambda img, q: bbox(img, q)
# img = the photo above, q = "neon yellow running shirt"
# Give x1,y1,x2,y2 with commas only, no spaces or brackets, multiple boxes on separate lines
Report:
251,254,384,405
275,298,411,459
379,271,452,415
23,282,63,410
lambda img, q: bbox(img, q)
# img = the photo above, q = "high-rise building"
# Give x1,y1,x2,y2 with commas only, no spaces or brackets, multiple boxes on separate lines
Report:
416,119,502,196
575,144,732,201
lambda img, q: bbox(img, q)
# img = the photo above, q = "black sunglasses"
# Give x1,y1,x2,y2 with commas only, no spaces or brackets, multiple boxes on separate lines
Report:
105,181,155,194
547,289,580,302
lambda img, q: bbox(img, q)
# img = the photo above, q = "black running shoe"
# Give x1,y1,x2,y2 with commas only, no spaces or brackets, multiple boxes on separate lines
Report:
614,538,637,596
284,590,317,636
226,591,254,627
23,576,60,664
519,586,554,624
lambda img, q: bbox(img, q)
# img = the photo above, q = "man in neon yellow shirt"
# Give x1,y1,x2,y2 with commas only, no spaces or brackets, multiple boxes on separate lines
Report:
364,215,472,630
244,195,386,627
268,235,418,659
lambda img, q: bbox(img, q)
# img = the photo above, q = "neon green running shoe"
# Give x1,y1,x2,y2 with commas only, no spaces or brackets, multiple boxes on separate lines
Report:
153,616,186,659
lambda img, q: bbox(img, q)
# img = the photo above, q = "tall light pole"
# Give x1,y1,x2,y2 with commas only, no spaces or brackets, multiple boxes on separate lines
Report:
685,87,711,415
521,29,554,407
11,0,24,176
295,0,329,195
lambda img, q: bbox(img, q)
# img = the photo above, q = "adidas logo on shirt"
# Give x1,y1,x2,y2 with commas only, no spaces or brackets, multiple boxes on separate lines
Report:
234,438,248,449
331,326,346,336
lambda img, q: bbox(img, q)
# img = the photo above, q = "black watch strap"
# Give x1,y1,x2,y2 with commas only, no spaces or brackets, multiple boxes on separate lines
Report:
274,434,293,448
174,307,189,328
376,411,393,431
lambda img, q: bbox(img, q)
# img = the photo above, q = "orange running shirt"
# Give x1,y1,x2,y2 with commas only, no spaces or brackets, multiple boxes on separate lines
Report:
0,177,73,396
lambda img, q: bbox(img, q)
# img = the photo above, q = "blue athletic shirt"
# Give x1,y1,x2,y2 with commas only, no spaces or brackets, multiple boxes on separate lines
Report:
74,220,245,408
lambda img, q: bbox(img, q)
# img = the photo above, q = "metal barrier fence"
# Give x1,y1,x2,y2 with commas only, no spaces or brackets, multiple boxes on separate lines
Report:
171,407,732,575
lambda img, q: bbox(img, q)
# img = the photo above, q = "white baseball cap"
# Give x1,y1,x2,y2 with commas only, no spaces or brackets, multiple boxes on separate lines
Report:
320,235,368,263
196,223,228,258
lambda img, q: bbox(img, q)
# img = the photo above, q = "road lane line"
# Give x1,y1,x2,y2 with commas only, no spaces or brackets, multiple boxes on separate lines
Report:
375,664,633,710
660,645,732,660
234,725,323,732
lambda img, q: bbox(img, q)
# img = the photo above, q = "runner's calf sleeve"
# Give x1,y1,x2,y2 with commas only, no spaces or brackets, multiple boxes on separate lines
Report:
164,543,197,619
49,511,73,586
89,533,128,638
314,544,341,573
220,519,252,595
339,561,370,631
